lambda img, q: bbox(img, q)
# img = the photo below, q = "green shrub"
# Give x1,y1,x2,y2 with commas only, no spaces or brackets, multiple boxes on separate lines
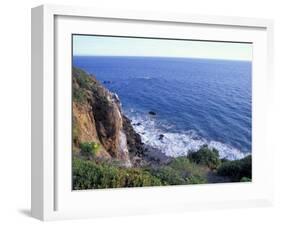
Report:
170,157,207,184
150,166,185,185
72,158,162,190
73,67,94,90
150,157,207,185
188,146,221,170
187,175,207,184
73,87,86,103
123,168,162,187
80,142,100,157
73,67,98,103
217,155,252,182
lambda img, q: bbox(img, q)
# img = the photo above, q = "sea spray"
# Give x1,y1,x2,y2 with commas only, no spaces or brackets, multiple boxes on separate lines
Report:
128,113,247,160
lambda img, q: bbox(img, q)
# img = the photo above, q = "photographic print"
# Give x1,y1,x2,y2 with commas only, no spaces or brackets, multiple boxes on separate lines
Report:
72,35,252,190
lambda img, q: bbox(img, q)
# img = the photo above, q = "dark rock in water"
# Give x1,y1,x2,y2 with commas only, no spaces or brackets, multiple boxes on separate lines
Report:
159,134,164,140
148,111,156,115
132,122,141,126
122,115,145,156
103,80,112,84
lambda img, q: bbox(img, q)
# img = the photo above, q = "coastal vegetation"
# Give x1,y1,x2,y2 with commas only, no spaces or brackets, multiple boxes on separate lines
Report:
73,149,252,189
73,158,162,189
217,155,252,182
72,67,252,190
188,146,221,170
80,142,101,158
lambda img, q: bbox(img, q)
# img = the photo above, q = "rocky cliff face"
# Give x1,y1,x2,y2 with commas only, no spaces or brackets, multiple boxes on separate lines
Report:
72,67,143,167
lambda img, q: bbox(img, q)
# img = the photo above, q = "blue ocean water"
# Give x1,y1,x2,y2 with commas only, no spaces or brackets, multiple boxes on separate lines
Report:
73,56,252,160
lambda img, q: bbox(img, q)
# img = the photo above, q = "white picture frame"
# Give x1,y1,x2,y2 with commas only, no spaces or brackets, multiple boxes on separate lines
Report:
31,4,274,221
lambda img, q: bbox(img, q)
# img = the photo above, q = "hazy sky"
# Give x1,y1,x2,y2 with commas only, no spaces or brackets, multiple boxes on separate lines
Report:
73,35,252,61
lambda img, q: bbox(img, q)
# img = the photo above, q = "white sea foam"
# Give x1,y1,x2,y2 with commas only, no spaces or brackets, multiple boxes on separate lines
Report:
128,113,248,160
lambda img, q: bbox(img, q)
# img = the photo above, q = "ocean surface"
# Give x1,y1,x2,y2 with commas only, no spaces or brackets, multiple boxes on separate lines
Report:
73,56,252,160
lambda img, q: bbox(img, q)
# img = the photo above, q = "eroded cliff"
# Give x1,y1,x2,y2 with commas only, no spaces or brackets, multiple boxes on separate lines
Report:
72,67,144,167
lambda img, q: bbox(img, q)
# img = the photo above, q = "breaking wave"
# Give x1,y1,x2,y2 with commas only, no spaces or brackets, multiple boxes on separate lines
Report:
127,111,248,160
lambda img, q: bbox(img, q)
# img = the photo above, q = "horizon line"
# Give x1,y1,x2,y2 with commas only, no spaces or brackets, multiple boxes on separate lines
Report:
72,55,252,62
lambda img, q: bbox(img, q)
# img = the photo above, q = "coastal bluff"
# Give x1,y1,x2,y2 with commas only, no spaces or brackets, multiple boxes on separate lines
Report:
72,67,144,167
